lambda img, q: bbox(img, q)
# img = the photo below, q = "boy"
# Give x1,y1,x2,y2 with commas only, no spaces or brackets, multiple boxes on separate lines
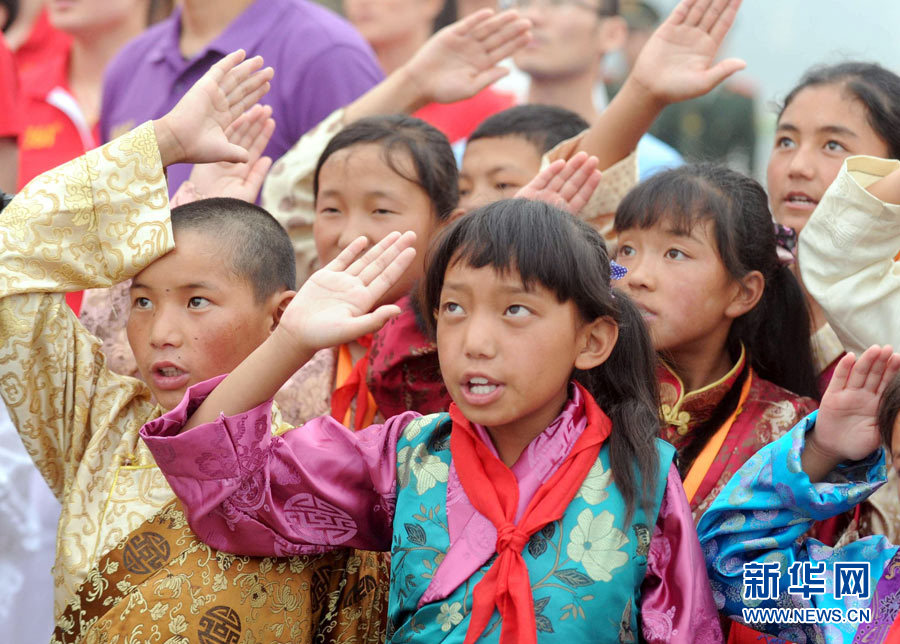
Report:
0,51,387,643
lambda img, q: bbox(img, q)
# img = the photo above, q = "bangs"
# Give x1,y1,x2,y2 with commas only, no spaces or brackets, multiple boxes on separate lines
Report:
421,199,612,335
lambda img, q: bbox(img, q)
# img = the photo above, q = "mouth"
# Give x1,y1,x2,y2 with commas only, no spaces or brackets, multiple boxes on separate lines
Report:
149,361,190,390
783,192,819,210
459,375,505,406
633,302,656,320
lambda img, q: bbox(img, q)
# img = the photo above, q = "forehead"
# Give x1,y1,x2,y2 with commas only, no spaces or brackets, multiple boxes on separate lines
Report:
780,84,872,131
318,143,429,196
133,229,254,294
461,136,544,178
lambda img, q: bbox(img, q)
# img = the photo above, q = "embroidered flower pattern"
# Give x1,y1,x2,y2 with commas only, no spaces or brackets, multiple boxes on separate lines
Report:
566,509,629,582
398,443,449,494
436,601,463,632
576,458,612,505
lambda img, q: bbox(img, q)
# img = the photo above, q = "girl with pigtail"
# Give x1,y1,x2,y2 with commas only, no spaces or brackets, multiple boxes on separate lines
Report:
141,199,721,643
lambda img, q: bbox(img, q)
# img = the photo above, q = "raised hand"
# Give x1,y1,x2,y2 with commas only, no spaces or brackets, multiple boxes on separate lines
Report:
515,152,601,215
802,346,900,481
274,232,418,355
154,50,274,167
184,104,276,203
403,9,531,105
629,0,746,106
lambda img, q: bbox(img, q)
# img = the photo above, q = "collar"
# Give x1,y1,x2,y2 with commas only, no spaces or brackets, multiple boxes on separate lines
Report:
658,344,747,441
148,0,288,68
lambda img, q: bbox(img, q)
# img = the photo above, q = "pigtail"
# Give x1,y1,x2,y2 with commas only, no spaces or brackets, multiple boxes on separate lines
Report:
737,264,819,400
576,291,661,529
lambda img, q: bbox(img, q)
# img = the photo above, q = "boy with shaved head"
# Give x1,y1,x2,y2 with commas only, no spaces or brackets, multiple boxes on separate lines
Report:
0,52,387,643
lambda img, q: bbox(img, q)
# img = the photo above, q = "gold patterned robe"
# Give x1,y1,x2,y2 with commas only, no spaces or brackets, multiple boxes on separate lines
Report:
0,122,387,643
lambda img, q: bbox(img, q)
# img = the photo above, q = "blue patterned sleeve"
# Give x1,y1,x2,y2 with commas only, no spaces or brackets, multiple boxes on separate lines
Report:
697,412,897,642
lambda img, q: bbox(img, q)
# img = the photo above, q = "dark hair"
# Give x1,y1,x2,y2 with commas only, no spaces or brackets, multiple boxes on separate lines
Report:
600,0,619,16
0,0,18,31
614,164,820,472
468,104,589,155
171,197,296,301
421,199,660,525
433,0,457,33
621,0,659,30
314,115,458,221
780,62,900,159
879,374,900,452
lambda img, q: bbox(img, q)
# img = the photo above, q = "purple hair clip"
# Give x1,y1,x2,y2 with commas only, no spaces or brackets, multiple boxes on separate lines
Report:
773,222,798,266
610,260,627,281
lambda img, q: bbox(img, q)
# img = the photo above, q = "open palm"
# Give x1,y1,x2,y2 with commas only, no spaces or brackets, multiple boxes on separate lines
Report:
406,9,531,105
814,346,900,462
631,0,745,104
277,232,418,352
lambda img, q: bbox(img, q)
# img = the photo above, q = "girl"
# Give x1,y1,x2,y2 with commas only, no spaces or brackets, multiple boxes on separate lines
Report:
614,164,819,521
767,62,900,387
698,347,900,644
141,200,722,643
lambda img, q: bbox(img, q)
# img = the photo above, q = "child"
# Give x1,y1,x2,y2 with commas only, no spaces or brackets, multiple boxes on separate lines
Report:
141,199,722,643
614,164,820,521
457,104,589,213
0,52,389,643
766,63,900,386
698,347,900,644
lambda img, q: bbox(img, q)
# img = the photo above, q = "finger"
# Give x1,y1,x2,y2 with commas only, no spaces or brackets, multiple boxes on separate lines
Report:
698,0,729,33
709,0,742,44
558,155,599,202
470,9,519,42
447,8,495,38
225,65,273,113
470,66,511,92
344,231,405,277
702,58,746,91
567,169,602,214
346,304,404,338
218,143,251,165
827,352,856,393
231,79,273,121
357,233,418,285
219,54,264,98
667,0,698,26
204,50,247,86
882,353,900,396
862,346,893,392
847,346,882,390
240,111,274,161
523,160,565,194
360,246,418,299
243,156,274,201
684,0,715,27
484,30,532,66
224,107,254,141
547,152,588,195
481,16,532,55
324,236,371,273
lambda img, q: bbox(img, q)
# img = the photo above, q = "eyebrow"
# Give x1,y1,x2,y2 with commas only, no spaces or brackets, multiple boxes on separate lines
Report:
131,280,222,291
777,122,859,138
443,280,531,295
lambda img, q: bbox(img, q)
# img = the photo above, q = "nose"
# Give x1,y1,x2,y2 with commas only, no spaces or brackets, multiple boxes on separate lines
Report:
148,305,184,349
462,312,497,360
335,214,373,253
786,143,816,180
620,254,655,292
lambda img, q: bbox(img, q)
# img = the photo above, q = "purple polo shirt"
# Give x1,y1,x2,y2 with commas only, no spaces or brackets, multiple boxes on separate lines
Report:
100,0,383,195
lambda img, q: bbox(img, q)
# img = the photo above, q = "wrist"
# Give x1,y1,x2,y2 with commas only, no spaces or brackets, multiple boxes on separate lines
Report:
269,324,316,368
801,430,845,483
153,117,186,167
620,75,670,115
393,62,432,111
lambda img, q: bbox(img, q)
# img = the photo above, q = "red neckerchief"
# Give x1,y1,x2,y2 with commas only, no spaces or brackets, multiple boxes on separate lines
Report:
330,333,373,431
449,382,611,644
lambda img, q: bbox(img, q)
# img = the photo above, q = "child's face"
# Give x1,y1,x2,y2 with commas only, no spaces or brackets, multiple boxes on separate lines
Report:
436,261,611,445
314,143,440,307
767,83,891,234
126,230,287,410
458,136,544,213
616,219,749,365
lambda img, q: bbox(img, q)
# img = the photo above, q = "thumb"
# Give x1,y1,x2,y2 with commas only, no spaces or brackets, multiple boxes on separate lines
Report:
219,142,250,164
470,67,509,94
350,305,403,337
704,58,747,90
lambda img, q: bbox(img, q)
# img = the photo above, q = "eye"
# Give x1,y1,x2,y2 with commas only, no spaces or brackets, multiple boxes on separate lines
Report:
495,182,518,192
665,248,688,260
188,296,210,309
505,304,531,317
132,296,151,310
440,301,464,316
317,207,341,217
617,244,636,257
825,140,848,153
373,208,396,215
775,136,796,150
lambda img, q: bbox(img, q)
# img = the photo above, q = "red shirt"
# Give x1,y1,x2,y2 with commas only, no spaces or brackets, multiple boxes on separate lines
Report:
18,44,96,315
12,10,71,76
414,87,515,144
0,33,20,139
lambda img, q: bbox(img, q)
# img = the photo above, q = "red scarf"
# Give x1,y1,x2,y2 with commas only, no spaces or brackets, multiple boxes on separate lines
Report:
330,334,374,431
450,382,611,644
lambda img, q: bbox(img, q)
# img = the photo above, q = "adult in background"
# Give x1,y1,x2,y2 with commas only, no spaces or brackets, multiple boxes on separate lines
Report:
100,0,383,195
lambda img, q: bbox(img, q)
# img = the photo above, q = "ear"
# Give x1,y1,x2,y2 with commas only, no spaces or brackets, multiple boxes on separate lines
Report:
269,290,297,332
596,16,627,56
724,270,764,320
446,207,467,225
574,316,619,370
